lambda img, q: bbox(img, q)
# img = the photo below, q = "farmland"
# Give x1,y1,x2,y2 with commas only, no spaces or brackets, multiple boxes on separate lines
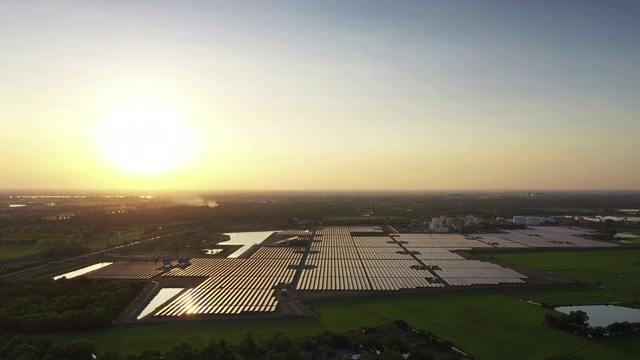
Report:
70,225,598,320
0,225,144,260
47,290,640,360
3,191,640,359
40,228,640,359
474,248,640,297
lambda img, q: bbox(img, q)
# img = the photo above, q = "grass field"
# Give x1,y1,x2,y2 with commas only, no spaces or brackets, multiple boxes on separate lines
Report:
476,249,640,297
86,229,144,250
0,226,144,259
0,244,56,260
502,286,638,306
342,292,583,360
46,290,640,360
571,333,640,359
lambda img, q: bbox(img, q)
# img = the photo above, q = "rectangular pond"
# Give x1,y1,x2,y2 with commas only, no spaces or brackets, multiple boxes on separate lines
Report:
220,231,277,258
138,288,184,320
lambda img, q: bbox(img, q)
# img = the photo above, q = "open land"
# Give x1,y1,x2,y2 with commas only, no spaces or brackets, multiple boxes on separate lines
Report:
2,191,640,359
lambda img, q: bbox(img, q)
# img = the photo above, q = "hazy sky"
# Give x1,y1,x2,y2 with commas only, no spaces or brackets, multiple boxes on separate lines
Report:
1,1,639,191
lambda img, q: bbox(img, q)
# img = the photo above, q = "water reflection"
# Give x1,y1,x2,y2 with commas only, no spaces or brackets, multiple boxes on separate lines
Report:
137,288,184,319
555,305,640,327
220,231,276,258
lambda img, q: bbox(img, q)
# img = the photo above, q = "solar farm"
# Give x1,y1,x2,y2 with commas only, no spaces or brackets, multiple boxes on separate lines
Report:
70,226,617,319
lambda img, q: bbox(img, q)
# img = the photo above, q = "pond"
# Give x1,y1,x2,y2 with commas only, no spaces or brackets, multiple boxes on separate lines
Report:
53,262,113,280
555,305,640,327
137,288,184,320
220,231,277,258
615,233,639,239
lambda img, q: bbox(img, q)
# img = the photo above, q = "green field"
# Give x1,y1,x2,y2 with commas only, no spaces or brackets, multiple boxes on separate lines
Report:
0,226,144,260
502,286,638,306
571,333,640,359
475,249,640,297
0,244,56,260
46,290,640,360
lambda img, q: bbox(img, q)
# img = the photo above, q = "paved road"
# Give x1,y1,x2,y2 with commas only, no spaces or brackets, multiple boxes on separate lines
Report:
285,228,316,316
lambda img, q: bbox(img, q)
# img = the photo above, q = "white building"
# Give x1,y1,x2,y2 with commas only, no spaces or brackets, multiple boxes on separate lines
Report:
513,216,527,225
526,217,542,226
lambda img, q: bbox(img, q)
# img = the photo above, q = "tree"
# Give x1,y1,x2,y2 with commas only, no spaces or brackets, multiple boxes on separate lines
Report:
11,343,39,360
164,343,197,360
200,338,233,360
60,339,96,360
99,351,125,360
238,332,261,359
266,331,292,353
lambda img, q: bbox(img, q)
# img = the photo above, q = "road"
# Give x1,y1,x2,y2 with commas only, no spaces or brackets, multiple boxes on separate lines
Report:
0,228,198,279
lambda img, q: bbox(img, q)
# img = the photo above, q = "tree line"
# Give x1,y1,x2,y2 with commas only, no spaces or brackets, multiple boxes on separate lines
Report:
0,320,468,360
545,310,640,338
0,277,143,334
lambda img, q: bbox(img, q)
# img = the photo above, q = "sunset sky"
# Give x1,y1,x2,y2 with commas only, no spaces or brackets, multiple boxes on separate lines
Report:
1,1,639,191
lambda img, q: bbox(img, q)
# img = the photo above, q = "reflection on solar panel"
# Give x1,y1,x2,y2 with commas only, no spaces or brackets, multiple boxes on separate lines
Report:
156,248,301,316
455,227,617,249
163,258,244,277
349,226,383,232
277,230,312,236
301,227,537,290
86,262,163,280
149,226,613,316
299,230,445,291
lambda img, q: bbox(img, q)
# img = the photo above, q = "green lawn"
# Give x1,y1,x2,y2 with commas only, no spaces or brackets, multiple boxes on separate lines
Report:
45,291,640,360
49,312,385,356
502,286,638,306
476,249,640,297
477,249,640,272
87,229,144,250
345,292,583,360
0,244,57,260
0,226,144,259
571,333,640,359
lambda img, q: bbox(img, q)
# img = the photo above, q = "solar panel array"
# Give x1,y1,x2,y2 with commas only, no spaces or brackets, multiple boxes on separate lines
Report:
154,279,277,316
299,228,443,291
155,247,301,316
277,230,312,236
109,225,612,317
392,233,526,286
471,227,617,249
163,259,244,277
349,225,383,232
86,262,163,280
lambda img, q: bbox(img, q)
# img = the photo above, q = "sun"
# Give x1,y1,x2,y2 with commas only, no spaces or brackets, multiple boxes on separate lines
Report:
94,99,199,176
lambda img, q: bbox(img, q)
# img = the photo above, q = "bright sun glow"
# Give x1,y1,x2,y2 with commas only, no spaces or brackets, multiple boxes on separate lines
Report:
95,99,198,176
